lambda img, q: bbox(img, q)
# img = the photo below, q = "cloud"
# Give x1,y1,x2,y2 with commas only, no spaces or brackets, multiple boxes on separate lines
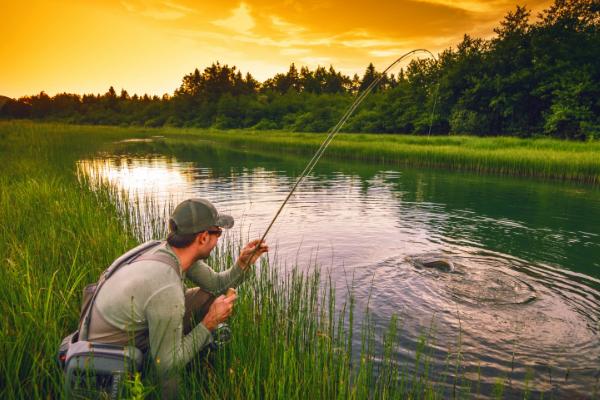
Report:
340,38,402,48
212,3,255,34
160,1,195,14
141,9,186,20
163,0,538,81
280,48,310,56
409,0,497,13
121,1,136,12
369,49,407,58
270,16,306,35
410,0,550,15
234,34,333,48
202,45,244,59
121,0,194,20
300,56,333,66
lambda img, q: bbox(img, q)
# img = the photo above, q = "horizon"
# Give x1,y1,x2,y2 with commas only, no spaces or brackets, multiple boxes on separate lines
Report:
2,0,552,99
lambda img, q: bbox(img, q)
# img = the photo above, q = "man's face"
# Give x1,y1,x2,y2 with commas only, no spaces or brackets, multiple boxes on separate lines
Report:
196,226,223,260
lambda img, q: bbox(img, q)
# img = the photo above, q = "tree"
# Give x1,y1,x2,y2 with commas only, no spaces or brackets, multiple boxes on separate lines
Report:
176,68,202,97
300,66,319,93
350,74,361,95
323,66,350,94
104,86,118,111
359,63,379,93
242,72,259,95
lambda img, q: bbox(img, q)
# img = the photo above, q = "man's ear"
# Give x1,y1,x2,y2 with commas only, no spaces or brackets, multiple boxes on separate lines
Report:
196,231,207,246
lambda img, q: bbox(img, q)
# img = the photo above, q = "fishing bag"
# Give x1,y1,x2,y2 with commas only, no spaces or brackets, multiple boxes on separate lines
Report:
57,240,179,399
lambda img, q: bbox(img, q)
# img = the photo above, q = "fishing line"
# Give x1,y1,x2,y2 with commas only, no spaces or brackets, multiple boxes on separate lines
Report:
256,49,438,249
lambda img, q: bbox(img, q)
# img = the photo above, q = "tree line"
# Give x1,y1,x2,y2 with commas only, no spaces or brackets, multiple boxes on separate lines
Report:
1,0,598,139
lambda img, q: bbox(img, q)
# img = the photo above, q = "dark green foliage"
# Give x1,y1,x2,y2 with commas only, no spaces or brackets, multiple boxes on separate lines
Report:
1,0,599,138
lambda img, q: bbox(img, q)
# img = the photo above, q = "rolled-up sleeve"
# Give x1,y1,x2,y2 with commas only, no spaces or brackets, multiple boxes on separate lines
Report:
185,260,247,295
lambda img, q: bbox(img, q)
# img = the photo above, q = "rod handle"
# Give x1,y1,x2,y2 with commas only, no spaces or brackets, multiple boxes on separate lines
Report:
225,288,236,298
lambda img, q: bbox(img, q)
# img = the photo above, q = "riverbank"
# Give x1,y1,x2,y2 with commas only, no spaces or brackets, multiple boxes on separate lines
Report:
0,121,141,398
178,128,600,185
8,120,599,184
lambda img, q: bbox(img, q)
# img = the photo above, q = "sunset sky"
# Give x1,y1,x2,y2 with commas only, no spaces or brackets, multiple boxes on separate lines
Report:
1,0,551,98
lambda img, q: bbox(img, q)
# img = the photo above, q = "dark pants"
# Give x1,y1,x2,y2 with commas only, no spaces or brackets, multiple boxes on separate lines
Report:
183,287,215,335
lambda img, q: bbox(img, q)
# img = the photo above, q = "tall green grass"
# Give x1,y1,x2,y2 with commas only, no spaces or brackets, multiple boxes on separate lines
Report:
186,129,600,185
5,120,600,184
0,120,579,398
0,122,142,398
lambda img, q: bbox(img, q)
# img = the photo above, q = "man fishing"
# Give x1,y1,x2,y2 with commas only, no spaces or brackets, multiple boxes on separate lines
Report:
84,198,268,396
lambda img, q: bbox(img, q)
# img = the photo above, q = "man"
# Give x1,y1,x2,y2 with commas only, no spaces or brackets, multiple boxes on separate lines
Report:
85,198,268,395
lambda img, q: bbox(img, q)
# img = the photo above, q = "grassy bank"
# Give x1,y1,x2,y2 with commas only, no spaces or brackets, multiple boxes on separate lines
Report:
0,120,577,398
5,120,600,184
186,129,600,185
0,121,143,398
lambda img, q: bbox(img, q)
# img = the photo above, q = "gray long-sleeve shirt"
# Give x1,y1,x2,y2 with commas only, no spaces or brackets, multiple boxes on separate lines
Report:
89,241,247,377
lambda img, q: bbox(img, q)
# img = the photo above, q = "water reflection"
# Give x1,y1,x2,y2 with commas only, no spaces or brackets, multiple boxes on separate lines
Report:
78,156,195,205
77,146,600,398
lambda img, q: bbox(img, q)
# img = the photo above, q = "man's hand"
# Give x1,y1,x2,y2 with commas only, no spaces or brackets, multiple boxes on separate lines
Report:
201,293,237,332
236,239,269,270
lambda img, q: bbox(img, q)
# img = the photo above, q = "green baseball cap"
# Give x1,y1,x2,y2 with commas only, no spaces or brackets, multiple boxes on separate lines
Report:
170,198,234,234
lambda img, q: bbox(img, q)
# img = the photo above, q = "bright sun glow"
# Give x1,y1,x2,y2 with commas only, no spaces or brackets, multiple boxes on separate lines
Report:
0,0,552,98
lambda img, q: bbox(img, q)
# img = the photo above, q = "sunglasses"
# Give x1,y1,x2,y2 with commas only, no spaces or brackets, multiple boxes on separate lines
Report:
206,229,223,238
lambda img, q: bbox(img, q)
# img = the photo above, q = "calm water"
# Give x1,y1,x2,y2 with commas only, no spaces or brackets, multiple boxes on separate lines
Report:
78,140,600,398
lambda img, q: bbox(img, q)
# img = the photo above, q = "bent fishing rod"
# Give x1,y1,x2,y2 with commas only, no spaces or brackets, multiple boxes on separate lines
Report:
253,49,438,251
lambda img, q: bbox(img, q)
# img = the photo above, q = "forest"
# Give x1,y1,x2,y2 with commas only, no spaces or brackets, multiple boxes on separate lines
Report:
1,0,598,140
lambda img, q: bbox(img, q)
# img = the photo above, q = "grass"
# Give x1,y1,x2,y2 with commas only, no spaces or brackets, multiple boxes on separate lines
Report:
0,120,450,398
5,120,600,184
0,120,585,398
0,121,143,398
181,129,600,185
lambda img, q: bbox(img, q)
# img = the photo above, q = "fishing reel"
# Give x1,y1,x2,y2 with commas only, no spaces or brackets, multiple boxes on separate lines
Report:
212,322,232,347
211,288,235,347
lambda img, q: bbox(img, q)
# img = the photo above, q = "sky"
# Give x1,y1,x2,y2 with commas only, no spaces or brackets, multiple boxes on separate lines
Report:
1,0,552,98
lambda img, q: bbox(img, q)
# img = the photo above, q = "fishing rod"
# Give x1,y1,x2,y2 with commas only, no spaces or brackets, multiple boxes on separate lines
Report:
254,49,438,253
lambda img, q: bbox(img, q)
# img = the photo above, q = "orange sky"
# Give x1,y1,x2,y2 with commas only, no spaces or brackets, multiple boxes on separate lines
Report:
1,0,551,98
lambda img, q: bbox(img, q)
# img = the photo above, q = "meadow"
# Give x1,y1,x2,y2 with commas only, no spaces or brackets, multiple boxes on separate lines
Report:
1,120,596,399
